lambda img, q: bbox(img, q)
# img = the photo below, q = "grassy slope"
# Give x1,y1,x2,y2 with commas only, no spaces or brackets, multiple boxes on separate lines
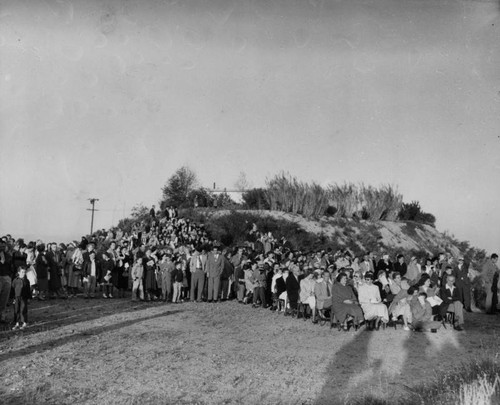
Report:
199,209,466,259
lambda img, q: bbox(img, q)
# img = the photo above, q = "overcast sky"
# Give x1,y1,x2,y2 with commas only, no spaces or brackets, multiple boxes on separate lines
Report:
0,0,499,253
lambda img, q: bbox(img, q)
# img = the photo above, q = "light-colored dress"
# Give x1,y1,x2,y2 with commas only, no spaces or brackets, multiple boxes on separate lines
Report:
300,277,316,308
357,283,389,322
314,279,332,310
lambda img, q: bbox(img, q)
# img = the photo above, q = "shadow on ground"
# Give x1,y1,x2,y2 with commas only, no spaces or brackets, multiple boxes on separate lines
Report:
0,309,183,364
314,312,491,405
0,296,172,340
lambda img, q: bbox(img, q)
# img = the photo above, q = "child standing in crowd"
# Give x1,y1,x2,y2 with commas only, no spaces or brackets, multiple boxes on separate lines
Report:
172,261,183,303
12,266,31,330
131,257,144,302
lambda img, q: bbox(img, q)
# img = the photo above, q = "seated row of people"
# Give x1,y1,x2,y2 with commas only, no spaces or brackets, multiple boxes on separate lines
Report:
255,262,466,332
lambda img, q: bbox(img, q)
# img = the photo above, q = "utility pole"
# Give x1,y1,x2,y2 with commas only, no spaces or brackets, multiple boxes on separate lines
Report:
87,198,99,235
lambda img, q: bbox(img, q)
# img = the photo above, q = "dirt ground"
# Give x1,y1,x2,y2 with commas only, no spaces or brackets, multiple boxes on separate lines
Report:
0,296,499,405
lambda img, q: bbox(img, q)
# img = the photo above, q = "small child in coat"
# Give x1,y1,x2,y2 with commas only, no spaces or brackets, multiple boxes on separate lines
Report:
172,261,183,303
12,266,32,330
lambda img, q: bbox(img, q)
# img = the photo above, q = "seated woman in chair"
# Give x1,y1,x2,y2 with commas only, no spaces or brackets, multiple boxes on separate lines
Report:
299,269,317,322
358,272,389,330
388,279,412,330
331,272,364,331
314,269,332,322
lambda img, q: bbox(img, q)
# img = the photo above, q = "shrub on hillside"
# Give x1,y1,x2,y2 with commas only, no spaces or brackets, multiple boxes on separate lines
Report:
117,204,151,233
200,211,335,251
213,192,240,209
188,188,213,208
242,188,270,210
398,201,436,226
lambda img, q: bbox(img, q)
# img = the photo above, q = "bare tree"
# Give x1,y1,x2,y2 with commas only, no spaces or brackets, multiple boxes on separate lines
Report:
234,171,252,191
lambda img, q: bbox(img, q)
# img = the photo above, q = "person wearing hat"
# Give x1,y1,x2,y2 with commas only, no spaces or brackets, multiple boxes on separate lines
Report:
331,272,364,331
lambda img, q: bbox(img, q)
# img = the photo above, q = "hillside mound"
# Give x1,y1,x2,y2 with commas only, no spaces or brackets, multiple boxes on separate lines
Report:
204,209,464,258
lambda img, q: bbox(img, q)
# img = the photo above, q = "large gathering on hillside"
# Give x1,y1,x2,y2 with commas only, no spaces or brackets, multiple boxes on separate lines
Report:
1,205,498,333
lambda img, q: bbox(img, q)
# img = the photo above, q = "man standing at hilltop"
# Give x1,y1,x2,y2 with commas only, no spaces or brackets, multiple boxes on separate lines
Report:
206,245,224,303
482,254,499,314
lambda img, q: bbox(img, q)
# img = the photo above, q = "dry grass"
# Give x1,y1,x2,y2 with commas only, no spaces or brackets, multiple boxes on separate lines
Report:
1,298,499,405
459,374,500,405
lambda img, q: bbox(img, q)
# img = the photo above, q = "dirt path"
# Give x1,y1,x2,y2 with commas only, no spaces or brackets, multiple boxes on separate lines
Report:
0,298,499,405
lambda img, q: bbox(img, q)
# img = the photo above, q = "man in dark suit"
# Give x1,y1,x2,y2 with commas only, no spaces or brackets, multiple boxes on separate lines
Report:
454,257,471,312
206,246,224,302
394,254,407,278
439,274,465,331
82,251,101,298
285,265,300,315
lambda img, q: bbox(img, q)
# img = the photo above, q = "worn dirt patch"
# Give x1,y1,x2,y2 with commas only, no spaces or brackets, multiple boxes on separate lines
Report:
0,298,499,404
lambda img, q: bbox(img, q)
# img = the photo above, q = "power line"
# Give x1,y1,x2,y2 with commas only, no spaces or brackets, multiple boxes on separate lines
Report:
86,198,99,235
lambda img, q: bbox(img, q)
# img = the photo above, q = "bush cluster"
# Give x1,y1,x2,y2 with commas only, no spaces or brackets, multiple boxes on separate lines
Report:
245,172,403,221
398,201,436,226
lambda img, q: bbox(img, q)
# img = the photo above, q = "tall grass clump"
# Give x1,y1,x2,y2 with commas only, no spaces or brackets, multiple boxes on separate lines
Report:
264,173,403,221
327,183,360,218
408,359,500,405
265,173,329,218
349,359,500,405
360,184,403,221
459,374,500,405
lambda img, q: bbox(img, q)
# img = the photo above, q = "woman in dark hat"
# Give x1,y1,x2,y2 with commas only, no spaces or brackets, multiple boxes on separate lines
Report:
331,272,364,331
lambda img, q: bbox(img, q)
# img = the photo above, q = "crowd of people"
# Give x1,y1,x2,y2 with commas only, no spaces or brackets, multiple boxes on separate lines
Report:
0,207,499,333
